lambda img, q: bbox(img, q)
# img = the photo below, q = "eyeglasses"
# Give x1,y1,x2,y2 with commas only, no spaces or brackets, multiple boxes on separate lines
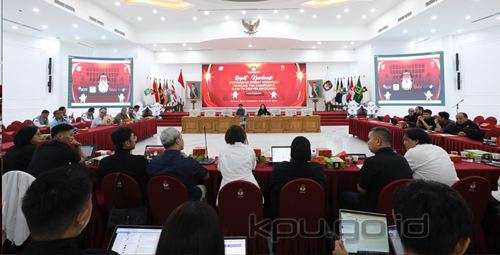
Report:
35,133,42,137
127,135,138,143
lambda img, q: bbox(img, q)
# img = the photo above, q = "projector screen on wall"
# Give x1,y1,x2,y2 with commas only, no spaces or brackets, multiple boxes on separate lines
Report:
375,51,445,106
68,56,133,108
202,63,307,108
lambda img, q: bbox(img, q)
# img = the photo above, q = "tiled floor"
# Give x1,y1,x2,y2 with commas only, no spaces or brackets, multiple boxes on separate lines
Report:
132,126,374,158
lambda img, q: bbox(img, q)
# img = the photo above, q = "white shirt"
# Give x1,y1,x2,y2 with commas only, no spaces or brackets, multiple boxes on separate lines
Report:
405,144,459,186
217,142,261,205
91,115,110,128
134,110,142,118
492,177,500,202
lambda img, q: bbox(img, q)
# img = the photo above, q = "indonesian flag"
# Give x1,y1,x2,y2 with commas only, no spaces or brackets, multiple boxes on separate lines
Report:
172,80,177,103
152,79,158,102
349,77,355,101
308,81,315,98
178,69,185,88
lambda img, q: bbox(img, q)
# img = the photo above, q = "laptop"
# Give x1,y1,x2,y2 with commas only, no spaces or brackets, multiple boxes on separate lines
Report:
108,225,163,254
270,146,291,164
463,128,484,141
144,145,166,160
339,209,390,254
224,236,247,255
388,225,404,255
81,144,97,161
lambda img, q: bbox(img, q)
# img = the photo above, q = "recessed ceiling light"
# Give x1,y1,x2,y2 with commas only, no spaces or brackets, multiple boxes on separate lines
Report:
205,11,209,15
73,24,78,28
312,46,316,49
183,43,186,46
76,36,80,39
162,48,165,51
312,15,317,18
193,17,197,20
274,10,278,14
337,15,341,19
458,29,462,33
344,46,347,48
153,10,157,13
431,29,436,32
154,44,157,47
189,47,192,50
286,15,289,19
102,36,106,39
43,25,48,29
497,16,500,20
431,16,437,19
138,17,142,20
419,38,424,41
403,30,408,33
351,42,354,44
258,15,262,19
465,16,471,19
50,37,55,40
161,17,165,21
115,2,120,6
300,9,304,13
362,15,366,19
318,42,321,44
226,16,229,19
12,26,18,29
370,9,375,12
344,8,349,12
242,10,246,14
33,8,39,12
249,44,252,47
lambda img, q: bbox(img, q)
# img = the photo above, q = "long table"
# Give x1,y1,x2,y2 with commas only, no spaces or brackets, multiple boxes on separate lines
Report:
182,116,321,133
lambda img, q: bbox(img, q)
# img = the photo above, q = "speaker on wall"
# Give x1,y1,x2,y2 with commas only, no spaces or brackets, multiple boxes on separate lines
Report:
48,57,52,75
48,76,52,93
456,53,460,71
457,72,461,90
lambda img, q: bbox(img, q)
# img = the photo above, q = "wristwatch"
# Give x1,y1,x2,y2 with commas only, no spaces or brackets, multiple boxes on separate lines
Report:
74,143,81,148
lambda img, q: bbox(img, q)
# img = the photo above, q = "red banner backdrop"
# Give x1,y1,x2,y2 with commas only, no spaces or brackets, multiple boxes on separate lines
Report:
202,63,307,108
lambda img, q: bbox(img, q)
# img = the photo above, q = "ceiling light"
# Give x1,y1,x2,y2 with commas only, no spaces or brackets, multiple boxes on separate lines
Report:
102,36,106,39
115,2,120,6
337,15,341,19
497,16,500,20
249,44,252,47
183,43,186,46
226,16,229,19
258,15,262,19
344,8,349,12
12,26,18,29
403,30,408,33
312,46,316,49
43,25,48,29
193,17,197,20
312,15,317,18
344,46,347,48
458,29,462,33
351,42,354,44
286,15,289,19
241,10,246,14
73,24,78,28
370,9,375,12
300,9,304,13
162,48,165,51
161,17,165,21
419,38,423,41
189,47,192,50
33,8,39,12
50,37,55,40
362,15,366,19
431,16,437,19
318,42,321,44
274,10,278,14
154,44,157,47
431,29,436,32
138,17,142,20
153,10,157,13
465,16,471,19
76,36,80,39
205,11,209,15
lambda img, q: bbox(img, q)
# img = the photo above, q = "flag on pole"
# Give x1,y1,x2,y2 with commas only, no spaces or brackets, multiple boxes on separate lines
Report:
178,69,185,88
346,77,350,103
361,75,371,103
158,80,164,104
152,79,158,103
164,80,171,105
353,76,363,103
349,77,355,101
335,79,342,104
172,80,177,103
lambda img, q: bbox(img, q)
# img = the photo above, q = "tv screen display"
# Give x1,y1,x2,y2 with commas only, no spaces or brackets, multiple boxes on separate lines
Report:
374,51,445,106
68,56,133,108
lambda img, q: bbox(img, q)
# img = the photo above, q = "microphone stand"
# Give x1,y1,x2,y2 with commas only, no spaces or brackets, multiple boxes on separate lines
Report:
452,99,464,115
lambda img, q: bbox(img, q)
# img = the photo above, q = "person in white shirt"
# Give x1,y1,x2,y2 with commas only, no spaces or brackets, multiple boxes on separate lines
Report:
91,107,113,128
133,105,143,119
81,108,95,122
217,125,261,205
403,128,459,186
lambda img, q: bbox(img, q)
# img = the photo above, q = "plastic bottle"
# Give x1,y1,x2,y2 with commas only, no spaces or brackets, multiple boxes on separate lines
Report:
312,149,316,158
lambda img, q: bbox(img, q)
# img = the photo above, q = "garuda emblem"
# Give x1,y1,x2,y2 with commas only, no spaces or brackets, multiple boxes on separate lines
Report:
242,19,260,35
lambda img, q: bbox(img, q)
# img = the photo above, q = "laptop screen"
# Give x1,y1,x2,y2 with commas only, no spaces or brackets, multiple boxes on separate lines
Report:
109,226,162,254
81,144,97,160
340,209,390,254
271,147,291,162
224,237,246,255
388,225,404,255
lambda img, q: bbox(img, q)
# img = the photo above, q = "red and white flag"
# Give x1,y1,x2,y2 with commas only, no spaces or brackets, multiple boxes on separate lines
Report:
178,69,185,88
171,80,177,103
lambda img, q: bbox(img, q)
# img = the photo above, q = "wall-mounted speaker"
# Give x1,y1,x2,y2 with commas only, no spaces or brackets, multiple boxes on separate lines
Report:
456,53,460,71
457,72,461,90
48,57,53,93
48,57,52,75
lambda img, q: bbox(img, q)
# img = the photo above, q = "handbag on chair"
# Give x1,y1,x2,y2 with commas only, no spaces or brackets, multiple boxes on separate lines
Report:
106,172,148,233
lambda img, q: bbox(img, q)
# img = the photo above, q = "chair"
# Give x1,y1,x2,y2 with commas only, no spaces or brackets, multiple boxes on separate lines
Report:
11,121,22,127
22,120,32,126
474,116,485,124
85,122,92,128
78,123,86,129
221,109,233,117
101,173,144,213
274,179,325,254
204,109,216,117
147,176,189,226
189,109,201,117
3,134,13,143
485,129,500,140
285,109,297,116
301,108,313,116
5,125,21,132
218,181,267,255
2,124,6,132
375,179,411,226
485,117,498,125
270,108,281,116
383,114,390,122
452,176,492,254
76,117,82,122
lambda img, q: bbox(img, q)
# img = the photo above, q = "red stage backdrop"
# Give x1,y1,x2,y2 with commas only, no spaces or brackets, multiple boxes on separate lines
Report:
375,52,445,105
202,63,307,108
68,56,133,108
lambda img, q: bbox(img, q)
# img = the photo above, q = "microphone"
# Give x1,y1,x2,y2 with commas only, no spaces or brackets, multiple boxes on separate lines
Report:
452,99,464,108
199,126,215,165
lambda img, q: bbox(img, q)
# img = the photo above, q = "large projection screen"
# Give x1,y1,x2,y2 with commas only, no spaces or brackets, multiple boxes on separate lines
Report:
202,63,307,108
375,51,445,106
68,56,133,108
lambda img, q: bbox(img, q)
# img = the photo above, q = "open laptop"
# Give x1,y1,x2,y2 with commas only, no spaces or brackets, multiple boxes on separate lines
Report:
270,146,291,164
224,236,247,255
81,144,97,163
388,225,404,255
339,209,390,254
144,145,166,160
463,128,484,141
108,225,163,254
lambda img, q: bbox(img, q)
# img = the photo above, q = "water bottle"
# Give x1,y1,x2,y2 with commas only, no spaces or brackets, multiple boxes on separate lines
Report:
312,149,316,158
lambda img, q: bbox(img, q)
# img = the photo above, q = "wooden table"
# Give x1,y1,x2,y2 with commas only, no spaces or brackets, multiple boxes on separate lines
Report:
181,116,321,133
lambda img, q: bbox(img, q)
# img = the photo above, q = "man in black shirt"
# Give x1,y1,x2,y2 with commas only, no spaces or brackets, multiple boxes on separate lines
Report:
450,112,483,138
417,109,436,130
21,164,117,254
98,127,150,200
403,108,417,123
339,127,412,212
27,124,85,177
236,104,246,117
435,111,456,133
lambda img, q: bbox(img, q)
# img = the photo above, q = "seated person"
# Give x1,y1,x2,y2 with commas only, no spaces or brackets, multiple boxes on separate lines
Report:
21,165,118,254
59,106,68,120
3,126,40,173
98,127,150,200
114,107,129,124
416,109,436,130
81,108,95,122
50,110,73,130
32,110,50,128
217,125,260,205
450,112,483,138
339,127,412,212
236,104,246,117
333,179,471,255
415,106,424,118
127,107,136,119
147,128,209,201
156,201,224,255
27,124,85,177
257,104,271,116
91,107,113,128
403,128,459,186
435,111,456,133
403,108,417,123
133,105,143,119
269,136,327,218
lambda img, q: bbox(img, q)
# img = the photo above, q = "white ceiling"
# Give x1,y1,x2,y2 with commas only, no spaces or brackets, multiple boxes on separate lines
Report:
3,0,500,51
